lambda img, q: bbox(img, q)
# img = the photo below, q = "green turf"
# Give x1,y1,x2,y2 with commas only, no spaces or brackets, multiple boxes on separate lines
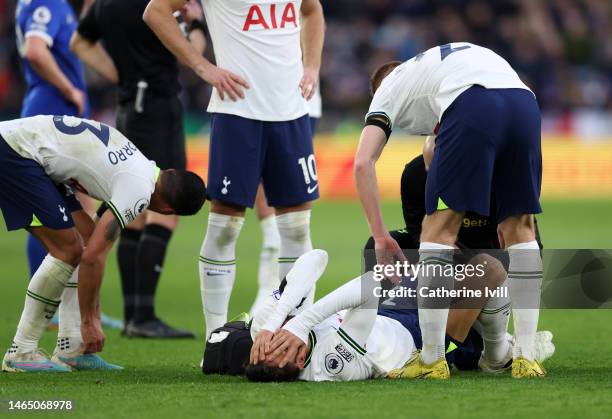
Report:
1,200,612,418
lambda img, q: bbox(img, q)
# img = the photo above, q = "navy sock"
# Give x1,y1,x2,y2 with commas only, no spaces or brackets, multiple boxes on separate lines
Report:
117,228,143,323
133,224,173,324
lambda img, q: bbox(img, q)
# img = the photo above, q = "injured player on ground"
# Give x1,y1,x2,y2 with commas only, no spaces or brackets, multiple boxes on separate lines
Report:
244,250,554,382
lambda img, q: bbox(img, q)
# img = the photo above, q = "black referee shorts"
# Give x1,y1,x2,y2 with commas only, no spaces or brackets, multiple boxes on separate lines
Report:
116,95,186,170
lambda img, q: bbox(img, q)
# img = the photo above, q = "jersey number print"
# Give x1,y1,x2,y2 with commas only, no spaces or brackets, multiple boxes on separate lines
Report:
53,116,110,146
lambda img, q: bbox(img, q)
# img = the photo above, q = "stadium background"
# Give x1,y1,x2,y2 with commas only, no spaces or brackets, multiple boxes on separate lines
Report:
1,1,612,418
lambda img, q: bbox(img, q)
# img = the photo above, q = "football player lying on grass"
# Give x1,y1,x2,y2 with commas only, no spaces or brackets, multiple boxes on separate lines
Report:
245,250,554,382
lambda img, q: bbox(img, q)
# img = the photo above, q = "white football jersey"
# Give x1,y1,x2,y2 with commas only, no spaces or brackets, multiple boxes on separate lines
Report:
366,42,532,136
308,86,322,119
202,0,308,122
0,115,157,228
299,313,415,382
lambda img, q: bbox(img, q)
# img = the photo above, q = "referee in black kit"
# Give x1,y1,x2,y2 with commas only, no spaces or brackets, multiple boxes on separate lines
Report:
71,0,206,338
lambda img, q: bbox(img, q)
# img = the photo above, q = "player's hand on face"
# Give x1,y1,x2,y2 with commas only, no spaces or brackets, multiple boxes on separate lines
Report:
267,329,306,368
199,65,249,102
374,233,407,285
250,329,274,365
81,320,105,354
66,87,86,116
300,66,318,101
181,0,203,24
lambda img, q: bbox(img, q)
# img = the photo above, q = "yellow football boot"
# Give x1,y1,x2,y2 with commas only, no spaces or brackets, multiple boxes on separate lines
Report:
388,351,450,380
511,357,547,378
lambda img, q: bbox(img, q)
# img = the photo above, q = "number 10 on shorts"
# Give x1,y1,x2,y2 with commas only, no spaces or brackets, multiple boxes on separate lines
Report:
298,154,318,185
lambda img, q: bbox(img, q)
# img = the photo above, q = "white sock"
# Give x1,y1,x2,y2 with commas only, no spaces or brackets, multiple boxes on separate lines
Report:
250,215,281,316
56,269,83,354
199,213,244,339
478,280,511,365
508,240,542,361
12,255,75,352
276,210,313,281
417,242,455,365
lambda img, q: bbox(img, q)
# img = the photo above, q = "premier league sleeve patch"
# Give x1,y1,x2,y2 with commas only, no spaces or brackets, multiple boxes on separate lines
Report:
324,353,344,375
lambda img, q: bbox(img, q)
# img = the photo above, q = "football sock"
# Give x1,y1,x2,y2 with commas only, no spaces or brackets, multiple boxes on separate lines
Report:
417,242,455,365
276,210,313,282
199,213,244,339
478,281,511,364
117,228,142,323
508,241,542,361
250,215,281,316
12,255,74,352
133,224,173,323
26,234,47,278
57,269,82,354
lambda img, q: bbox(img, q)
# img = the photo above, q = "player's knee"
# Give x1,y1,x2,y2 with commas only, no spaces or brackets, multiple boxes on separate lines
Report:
420,211,463,246
276,210,311,243
49,238,82,267
470,254,506,288
498,215,536,246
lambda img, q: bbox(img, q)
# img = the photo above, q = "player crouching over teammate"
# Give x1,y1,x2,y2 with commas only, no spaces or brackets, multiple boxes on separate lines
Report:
0,115,206,372
238,250,554,382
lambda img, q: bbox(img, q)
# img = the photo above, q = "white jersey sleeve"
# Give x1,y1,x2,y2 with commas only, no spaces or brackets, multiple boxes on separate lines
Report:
282,272,378,344
105,170,157,229
299,322,373,382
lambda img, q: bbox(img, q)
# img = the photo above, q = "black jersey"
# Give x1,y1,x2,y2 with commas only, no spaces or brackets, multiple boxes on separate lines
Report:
77,0,180,103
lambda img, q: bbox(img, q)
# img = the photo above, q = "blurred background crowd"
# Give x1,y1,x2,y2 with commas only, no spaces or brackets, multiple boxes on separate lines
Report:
0,0,611,136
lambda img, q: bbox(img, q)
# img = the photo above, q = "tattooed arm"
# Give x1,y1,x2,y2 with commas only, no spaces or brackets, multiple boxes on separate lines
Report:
78,210,122,353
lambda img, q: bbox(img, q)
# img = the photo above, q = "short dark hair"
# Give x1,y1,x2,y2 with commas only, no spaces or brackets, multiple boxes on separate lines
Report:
161,170,206,216
244,363,300,382
370,61,402,95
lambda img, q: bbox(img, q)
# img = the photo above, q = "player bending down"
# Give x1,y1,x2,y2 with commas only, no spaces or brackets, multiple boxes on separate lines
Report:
244,250,554,382
363,136,543,373
355,42,544,379
0,115,206,372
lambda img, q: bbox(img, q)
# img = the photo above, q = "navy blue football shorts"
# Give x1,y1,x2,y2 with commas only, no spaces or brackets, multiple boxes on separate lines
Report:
0,134,81,231
426,86,542,222
207,113,318,208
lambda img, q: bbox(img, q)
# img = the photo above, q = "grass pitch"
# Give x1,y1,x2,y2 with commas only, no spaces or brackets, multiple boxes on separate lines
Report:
1,200,612,418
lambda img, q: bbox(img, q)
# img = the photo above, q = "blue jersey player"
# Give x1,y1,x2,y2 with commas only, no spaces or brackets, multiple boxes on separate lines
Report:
15,0,89,282
16,0,88,118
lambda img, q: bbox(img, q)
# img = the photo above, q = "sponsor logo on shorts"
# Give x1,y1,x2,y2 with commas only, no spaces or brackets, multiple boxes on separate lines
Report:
324,353,344,375
334,343,354,363
307,184,319,194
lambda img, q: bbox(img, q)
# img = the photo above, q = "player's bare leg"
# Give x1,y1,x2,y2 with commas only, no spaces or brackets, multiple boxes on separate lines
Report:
498,214,545,378
3,227,80,372
199,200,246,338
250,185,280,316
